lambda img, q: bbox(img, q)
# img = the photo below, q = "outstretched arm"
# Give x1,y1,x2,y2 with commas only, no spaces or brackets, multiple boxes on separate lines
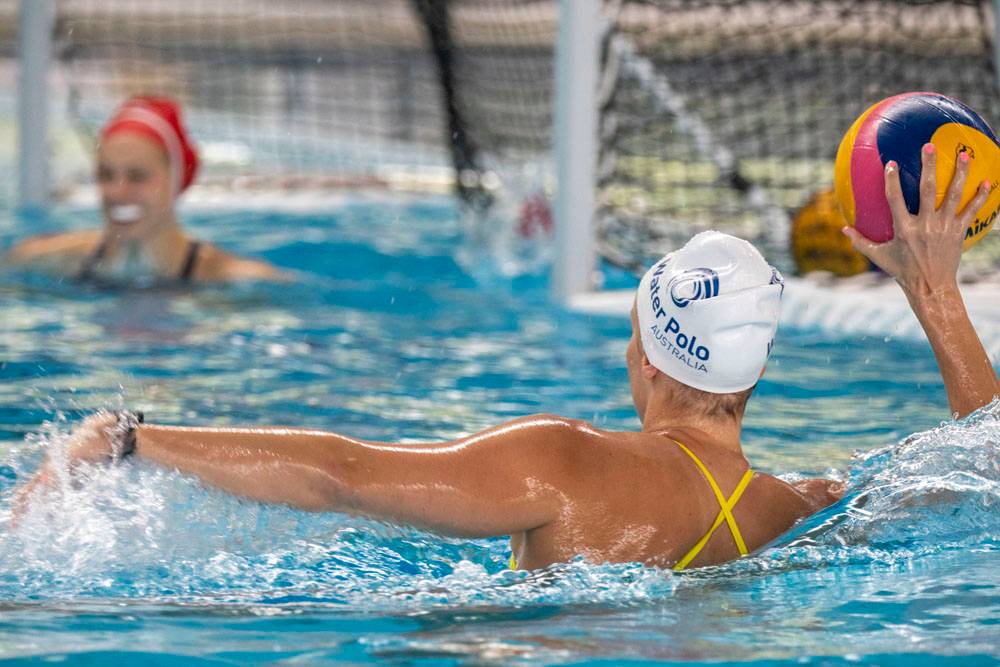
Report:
844,144,1000,418
20,412,593,538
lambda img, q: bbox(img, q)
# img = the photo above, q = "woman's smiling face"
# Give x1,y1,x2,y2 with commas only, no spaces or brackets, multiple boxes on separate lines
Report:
96,132,175,240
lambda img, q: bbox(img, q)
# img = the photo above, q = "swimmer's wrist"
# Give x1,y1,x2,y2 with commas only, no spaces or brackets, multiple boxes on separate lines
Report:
901,280,962,309
112,410,144,461
905,284,968,337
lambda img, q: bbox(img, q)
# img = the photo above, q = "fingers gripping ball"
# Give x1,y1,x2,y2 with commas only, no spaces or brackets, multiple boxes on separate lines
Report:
791,189,869,277
834,92,1000,250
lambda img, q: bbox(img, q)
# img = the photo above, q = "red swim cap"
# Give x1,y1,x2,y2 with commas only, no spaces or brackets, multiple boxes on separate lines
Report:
101,96,199,196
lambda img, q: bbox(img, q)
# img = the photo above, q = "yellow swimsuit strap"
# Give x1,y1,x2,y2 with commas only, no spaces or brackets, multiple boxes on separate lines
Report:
672,439,754,571
509,440,753,572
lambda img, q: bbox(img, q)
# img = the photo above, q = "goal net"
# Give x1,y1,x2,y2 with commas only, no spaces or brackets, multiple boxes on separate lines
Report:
11,0,1000,275
40,0,554,202
598,0,1000,275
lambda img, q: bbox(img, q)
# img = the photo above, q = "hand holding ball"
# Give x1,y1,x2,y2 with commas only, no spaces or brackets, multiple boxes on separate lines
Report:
834,92,1000,249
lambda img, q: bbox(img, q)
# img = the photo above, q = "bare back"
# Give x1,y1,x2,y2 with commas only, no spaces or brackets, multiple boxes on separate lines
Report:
510,426,823,570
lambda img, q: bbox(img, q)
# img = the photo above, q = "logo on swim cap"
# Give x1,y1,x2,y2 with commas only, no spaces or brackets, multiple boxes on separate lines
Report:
769,267,785,293
668,268,720,308
637,231,784,394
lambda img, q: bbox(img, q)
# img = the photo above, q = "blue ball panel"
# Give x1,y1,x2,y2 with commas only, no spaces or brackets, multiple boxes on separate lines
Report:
875,94,998,214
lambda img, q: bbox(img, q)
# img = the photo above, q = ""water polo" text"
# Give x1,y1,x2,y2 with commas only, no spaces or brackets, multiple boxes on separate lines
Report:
649,316,710,373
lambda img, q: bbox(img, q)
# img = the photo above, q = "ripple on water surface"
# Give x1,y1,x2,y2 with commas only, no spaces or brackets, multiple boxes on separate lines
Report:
1,201,999,663
0,403,998,663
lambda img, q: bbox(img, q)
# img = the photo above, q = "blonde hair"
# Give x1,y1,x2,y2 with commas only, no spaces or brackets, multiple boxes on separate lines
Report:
668,376,755,420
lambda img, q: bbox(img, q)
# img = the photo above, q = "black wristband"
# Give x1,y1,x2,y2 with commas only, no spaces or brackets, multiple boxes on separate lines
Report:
113,410,145,461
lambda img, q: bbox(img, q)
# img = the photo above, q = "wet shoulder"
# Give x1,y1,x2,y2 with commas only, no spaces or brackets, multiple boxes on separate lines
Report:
189,242,284,283
631,430,813,520
727,473,821,554
655,432,815,516
651,436,820,559
557,426,699,484
5,230,102,266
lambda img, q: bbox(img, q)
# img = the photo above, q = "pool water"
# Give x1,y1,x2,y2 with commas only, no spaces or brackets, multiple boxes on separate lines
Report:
1,196,999,665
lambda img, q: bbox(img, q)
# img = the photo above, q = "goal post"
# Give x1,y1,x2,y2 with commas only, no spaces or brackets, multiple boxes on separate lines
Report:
12,0,1000,290
552,0,600,304
16,0,54,209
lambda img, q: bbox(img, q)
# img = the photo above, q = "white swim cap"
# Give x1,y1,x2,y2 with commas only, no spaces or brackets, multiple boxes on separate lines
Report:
636,231,784,394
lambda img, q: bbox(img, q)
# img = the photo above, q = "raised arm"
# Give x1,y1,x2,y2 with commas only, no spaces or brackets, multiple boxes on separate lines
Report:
20,412,593,538
844,143,1000,417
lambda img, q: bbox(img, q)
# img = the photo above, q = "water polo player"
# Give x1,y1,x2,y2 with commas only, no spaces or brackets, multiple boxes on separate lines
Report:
4,96,282,285
18,143,999,570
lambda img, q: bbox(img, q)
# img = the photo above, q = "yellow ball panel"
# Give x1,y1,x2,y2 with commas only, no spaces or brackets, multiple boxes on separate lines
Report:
929,123,1000,250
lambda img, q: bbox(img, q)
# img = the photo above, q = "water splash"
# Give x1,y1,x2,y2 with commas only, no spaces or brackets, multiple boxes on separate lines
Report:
2,401,999,609
764,399,1000,569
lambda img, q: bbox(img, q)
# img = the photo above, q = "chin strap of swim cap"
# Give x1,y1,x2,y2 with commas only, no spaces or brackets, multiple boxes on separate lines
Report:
636,231,783,394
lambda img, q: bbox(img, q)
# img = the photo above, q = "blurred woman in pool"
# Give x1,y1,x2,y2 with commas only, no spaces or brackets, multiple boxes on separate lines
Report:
4,96,283,285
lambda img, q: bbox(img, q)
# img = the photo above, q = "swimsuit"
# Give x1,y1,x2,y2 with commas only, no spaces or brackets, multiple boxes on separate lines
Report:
671,439,754,570
508,439,754,571
77,239,201,283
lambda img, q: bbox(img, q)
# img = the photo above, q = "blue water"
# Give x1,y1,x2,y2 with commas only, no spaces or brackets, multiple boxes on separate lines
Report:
1,196,999,665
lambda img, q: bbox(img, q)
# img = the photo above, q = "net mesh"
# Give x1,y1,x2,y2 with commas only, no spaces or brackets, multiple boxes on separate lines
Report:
601,0,1000,274
51,0,454,192
41,0,554,200
10,0,1000,274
